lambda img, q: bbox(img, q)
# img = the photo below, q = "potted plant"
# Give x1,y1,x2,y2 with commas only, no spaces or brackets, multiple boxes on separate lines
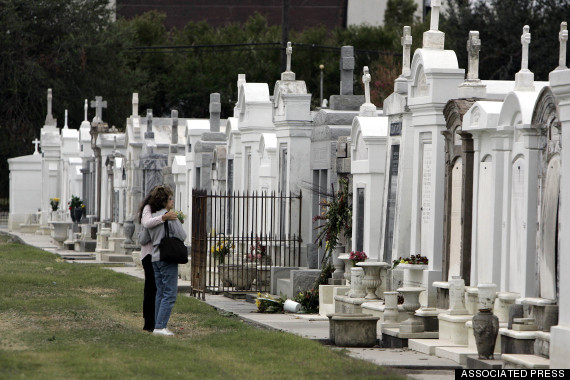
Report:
211,239,233,264
392,254,429,268
49,198,60,211
68,195,85,223
349,250,368,266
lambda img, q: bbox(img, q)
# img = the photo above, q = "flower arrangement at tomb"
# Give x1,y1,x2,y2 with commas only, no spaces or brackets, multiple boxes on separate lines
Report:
68,195,84,210
255,292,286,313
49,198,60,211
349,251,367,266
294,287,319,314
211,239,234,263
392,254,428,268
247,237,267,262
313,177,352,260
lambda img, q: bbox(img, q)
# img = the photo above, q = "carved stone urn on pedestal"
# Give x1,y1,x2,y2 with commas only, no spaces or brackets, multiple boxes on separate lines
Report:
472,284,499,359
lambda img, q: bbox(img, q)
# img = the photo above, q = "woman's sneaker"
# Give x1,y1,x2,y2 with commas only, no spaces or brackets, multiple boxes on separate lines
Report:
153,328,174,336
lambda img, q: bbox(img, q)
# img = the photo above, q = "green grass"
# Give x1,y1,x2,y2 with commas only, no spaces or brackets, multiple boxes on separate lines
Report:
0,235,403,380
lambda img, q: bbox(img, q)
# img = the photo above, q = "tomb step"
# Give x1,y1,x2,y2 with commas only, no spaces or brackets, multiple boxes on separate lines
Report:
101,254,133,263
408,338,462,355
534,331,550,358
502,354,550,369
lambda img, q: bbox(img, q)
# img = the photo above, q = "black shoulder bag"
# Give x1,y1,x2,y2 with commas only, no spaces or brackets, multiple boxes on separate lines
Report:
159,221,188,264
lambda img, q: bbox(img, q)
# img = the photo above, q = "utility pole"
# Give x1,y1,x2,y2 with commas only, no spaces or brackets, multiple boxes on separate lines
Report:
281,0,290,73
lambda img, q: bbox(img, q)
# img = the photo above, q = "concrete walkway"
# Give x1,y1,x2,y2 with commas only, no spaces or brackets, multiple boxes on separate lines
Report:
1,228,460,379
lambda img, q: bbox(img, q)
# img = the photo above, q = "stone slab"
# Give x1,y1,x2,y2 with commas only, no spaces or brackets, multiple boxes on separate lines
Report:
435,346,479,365
408,339,463,355
502,354,550,369
465,355,503,369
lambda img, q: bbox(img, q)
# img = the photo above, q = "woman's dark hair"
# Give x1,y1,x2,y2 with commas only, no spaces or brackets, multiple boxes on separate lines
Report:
137,185,173,223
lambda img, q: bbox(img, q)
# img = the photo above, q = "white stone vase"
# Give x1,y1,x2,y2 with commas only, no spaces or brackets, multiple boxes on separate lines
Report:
477,283,497,312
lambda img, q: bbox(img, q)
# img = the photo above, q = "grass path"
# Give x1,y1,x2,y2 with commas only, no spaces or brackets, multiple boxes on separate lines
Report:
0,235,402,379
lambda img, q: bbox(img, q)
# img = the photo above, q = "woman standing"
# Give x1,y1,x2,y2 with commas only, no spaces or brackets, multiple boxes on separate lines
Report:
146,186,187,336
137,186,178,332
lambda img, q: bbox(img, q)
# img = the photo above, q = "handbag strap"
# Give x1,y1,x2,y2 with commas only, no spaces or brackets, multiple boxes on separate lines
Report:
164,219,171,237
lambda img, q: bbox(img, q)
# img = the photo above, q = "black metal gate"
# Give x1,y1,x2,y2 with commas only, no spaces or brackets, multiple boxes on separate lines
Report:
191,189,302,298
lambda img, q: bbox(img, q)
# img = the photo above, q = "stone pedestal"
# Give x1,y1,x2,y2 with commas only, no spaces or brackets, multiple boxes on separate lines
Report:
494,292,519,323
339,254,352,285
398,287,424,333
330,313,379,347
348,266,366,298
448,277,469,315
438,313,472,345
433,281,450,309
331,247,345,281
465,287,479,315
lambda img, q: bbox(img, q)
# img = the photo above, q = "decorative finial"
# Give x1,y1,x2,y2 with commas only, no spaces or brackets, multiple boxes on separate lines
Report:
362,66,371,104
64,109,69,129
401,26,412,77
132,93,139,117
430,0,441,31
32,138,40,155
90,96,107,124
84,99,88,121
521,25,531,71
558,22,568,70
466,31,481,80
44,89,56,126
286,41,292,72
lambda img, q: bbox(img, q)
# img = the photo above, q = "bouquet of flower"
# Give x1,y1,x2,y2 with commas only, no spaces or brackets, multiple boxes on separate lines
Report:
255,292,286,313
211,239,234,263
248,237,267,261
294,288,319,313
49,198,60,211
175,210,186,224
68,195,84,210
349,251,367,266
392,254,429,268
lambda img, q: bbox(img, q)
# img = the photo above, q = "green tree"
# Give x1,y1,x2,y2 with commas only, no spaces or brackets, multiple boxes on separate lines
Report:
384,0,419,31
442,0,570,81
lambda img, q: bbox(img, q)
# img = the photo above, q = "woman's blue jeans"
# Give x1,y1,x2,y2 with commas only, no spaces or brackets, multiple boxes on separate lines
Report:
152,261,178,329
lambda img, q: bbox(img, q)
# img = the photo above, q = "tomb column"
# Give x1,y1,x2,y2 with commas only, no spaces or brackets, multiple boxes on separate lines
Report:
548,66,570,369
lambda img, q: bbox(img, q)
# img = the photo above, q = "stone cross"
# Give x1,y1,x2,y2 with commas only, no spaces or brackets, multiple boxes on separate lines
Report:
559,22,568,70
145,109,154,139
64,109,69,129
90,96,107,124
171,109,179,145
32,138,40,155
430,0,441,31
132,93,139,117
209,93,221,132
286,41,292,72
362,66,371,104
521,25,531,71
84,99,88,121
44,88,56,126
340,46,355,95
401,26,412,77
466,31,481,80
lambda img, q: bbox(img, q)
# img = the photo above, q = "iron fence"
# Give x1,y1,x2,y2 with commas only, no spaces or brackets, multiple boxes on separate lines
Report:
191,189,302,299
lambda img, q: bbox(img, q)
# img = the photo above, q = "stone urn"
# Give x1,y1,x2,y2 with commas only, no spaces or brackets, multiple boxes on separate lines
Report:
331,246,345,280
70,207,84,223
472,309,499,359
123,220,135,245
49,221,71,248
338,254,352,284
383,291,400,323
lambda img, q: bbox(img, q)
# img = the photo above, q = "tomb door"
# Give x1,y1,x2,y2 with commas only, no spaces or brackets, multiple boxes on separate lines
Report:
448,157,463,278
477,157,494,284
356,187,365,252
383,145,400,263
509,157,526,292
539,156,560,300
420,141,433,257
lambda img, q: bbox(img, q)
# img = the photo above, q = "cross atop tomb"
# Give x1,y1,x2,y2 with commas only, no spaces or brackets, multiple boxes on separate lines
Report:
466,31,481,80
90,96,107,124
362,66,371,104
401,26,412,77
281,42,295,80
430,0,441,31
145,108,154,139
64,109,69,129
132,93,139,117
44,88,56,126
558,22,568,70
32,138,40,155
340,46,355,95
84,99,88,121
286,41,292,72
521,25,531,71
422,0,444,49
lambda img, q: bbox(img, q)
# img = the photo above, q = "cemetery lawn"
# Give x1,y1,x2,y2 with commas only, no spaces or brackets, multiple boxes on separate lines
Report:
0,235,403,380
